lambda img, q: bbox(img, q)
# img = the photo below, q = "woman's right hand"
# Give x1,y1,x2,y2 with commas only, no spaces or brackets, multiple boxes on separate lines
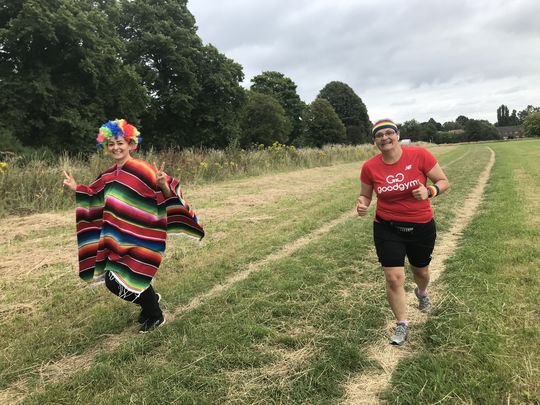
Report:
63,170,77,191
356,197,369,216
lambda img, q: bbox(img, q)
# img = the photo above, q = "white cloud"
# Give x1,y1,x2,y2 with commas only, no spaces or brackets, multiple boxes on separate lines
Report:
188,0,540,123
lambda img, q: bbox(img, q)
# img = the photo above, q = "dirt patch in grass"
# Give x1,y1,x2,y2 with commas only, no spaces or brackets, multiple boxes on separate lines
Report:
225,343,319,403
0,379,27,405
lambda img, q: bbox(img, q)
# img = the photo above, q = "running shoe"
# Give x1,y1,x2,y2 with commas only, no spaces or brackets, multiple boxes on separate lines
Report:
389,323,408,346
414,287,433,313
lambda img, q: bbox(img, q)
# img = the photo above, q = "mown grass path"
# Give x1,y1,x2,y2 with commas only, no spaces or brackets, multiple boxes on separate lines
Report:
2,142,537,404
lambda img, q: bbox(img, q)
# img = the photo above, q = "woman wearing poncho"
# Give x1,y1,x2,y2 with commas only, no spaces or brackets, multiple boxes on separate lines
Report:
63,119,204,333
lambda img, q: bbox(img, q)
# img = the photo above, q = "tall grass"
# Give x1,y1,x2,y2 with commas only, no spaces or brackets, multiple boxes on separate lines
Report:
0,143,375,217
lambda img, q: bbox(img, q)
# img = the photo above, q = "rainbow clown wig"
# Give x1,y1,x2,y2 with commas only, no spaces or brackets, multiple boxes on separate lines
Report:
96,119,142,151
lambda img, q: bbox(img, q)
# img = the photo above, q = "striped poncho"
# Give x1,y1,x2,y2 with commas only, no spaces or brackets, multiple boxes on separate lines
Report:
75,158,204,296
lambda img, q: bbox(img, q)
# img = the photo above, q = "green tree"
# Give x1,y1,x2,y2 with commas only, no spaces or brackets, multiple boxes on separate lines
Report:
456,115,470,128
118,0,204,148
464,119,499,141
432,130,465,144
301,98,346,147
239,91,291,147
0,126,25,153
517,105,540,123
509,109,519,126
427,118,443,131
250,71,304,143
398,120,438,142
497,104,510,126
0,0,147,153
442,121,462,131
420,122,438,142
522,112,540,137
398,120,423,141
189,44,246,148
317,81,370,144
118,0,245,149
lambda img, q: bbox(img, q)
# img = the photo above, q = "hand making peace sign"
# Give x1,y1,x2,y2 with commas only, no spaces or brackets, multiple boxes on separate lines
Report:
155,162,172,198
156,162,168,188
63,170,77,191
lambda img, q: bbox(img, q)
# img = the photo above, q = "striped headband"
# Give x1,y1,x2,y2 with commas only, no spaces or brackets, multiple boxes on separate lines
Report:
372,119,398,135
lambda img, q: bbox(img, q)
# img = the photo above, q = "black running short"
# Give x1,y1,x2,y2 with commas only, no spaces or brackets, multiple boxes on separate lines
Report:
373,216,436,268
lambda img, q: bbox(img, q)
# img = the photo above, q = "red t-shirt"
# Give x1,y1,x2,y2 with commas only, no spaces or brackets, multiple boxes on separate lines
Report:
360,146,437,223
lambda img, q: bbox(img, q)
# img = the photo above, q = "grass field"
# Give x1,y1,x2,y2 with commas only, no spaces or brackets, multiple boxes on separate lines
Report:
1,140,538,404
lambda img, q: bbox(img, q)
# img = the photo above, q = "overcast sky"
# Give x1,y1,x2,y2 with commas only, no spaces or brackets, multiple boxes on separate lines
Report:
187,0,539,124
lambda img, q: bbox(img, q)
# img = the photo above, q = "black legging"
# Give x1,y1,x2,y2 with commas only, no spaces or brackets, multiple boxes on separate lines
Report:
104,271,162,319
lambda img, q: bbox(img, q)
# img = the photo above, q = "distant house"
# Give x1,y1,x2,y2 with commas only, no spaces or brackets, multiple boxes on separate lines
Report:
497,126,523,139
399,138,411,145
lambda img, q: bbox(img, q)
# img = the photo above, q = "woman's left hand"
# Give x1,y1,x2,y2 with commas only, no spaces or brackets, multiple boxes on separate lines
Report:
412,184,429,200
156,162,172,197
156,162,168,187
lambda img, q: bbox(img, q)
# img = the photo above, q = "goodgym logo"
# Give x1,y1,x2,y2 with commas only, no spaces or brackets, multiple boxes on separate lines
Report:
385,173,404,183
378,173,419,193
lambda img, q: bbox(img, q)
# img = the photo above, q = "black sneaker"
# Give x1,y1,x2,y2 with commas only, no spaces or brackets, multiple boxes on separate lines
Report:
138,293,161,324
139,314,166,333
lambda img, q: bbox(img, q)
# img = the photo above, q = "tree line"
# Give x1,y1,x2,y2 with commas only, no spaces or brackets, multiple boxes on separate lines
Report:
496,104,540,127
372,105,540,145
495,104,540,138
0,0,370,154
1,0,539,156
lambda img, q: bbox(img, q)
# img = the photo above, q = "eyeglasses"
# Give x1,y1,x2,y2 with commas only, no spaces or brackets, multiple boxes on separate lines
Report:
374,130,397,139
